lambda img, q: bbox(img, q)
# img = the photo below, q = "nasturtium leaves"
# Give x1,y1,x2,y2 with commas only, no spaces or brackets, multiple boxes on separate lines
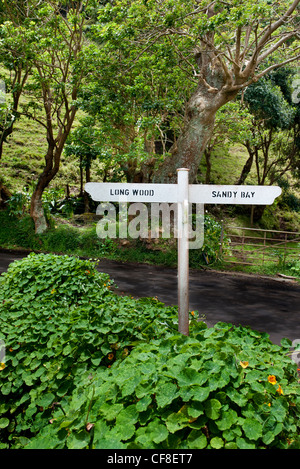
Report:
204,399,222,420
166,408,190,433
216,409,238,431
192,386,210,402
242,418,263,441
210,436,224,449
1,253,299,449
155,382,178,408
0,418,9,429
187,430,207,449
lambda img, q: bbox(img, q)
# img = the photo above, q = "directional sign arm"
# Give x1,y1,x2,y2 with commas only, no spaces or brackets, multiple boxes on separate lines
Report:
189,185,282,205
85,182,282,206
85,182,178,203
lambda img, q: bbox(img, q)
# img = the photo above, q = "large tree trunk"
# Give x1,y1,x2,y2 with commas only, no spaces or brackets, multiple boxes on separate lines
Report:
153,87,238,183
150,0,300,184
153,47,239,185
30,183,48,234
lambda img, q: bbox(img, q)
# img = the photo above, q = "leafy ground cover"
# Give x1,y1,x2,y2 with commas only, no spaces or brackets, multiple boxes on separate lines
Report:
0,253,299,449
0,210,230,268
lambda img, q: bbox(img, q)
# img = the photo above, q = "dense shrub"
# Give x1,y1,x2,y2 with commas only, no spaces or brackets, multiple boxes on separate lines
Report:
190,215,230,266
0,253,299,449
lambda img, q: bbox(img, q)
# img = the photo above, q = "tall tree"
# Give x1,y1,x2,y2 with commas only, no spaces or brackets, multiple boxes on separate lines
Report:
99,0,300,183
0,0,99,233
77,32,193,183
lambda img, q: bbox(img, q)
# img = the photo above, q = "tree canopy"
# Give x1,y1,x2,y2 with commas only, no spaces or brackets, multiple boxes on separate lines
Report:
0,0,299,230
94,0,300,182
0,0,101,232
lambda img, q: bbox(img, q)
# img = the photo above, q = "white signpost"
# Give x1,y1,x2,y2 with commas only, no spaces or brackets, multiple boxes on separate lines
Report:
86,168,282,336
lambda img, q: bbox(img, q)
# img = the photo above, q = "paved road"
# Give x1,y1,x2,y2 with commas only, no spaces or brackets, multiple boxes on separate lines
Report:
0,250,299,346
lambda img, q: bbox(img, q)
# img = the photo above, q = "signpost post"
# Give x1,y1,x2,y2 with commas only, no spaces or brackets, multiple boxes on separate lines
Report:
177,169,190,336
86,169,282,336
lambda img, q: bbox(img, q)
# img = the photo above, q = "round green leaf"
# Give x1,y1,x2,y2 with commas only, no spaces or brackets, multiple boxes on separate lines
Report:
210,436,224,449
242,418,263,441
204,399,222,420
0,418,9,429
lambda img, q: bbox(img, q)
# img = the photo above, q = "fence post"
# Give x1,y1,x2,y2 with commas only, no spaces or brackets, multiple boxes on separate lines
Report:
219,220,224,258
263,232,266,265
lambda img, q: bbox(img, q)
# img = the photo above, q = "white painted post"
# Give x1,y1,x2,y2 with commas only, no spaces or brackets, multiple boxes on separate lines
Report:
177,168,190,336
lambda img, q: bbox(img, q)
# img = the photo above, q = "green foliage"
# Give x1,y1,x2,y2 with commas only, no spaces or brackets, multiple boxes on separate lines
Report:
190,215,229,266
5,191,31,218
203,215,228,263
0,253,179,448
0,253,299,449
280,191,300,213
65,116,102,173
25,322,300,450
0,211,41,250
0,210,116,257
0,209,230,267
244,78,296,130
290,261,300,277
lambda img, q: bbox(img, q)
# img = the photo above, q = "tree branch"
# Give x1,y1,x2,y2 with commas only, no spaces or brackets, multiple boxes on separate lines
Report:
257,31,300,64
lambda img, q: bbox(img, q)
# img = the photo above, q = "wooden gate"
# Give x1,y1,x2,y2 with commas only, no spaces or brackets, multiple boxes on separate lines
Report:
222,226,300,266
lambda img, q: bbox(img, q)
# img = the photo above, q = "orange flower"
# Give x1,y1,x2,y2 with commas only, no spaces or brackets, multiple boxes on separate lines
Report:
85,270,90,274
0,363,5,371
108,353,114,361
277,385,284,395
240,361,249,369
268,375,277,385
191,311,195,316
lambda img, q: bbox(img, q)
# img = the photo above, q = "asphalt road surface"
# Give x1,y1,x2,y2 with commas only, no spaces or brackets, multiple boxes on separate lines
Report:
0,250,299,346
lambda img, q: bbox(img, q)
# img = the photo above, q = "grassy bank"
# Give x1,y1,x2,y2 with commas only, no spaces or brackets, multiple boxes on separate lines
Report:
0,210,228,270
0,210,179,267
0,209,229,270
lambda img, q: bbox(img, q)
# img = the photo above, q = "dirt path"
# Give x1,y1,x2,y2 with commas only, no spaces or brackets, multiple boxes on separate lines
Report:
0,250,299,346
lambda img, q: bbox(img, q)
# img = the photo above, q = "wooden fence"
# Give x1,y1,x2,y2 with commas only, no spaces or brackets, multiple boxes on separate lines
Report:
221,226,300,266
